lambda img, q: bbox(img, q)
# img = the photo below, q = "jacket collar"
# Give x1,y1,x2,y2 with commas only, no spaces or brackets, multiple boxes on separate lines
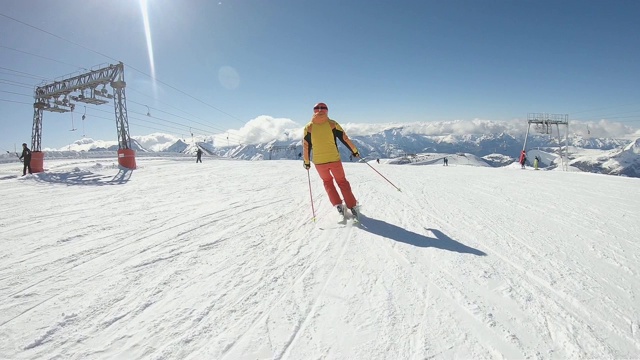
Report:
312,113,329,124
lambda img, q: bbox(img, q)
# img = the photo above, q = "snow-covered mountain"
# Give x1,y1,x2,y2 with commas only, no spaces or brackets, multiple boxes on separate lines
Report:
24,122,640,178
204,131,639,177
350,130,628,158
570,138,640,177
49,137,149,153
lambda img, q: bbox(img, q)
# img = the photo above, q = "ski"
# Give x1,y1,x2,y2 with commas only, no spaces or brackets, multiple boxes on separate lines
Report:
337,205,347,224
318,205,361,230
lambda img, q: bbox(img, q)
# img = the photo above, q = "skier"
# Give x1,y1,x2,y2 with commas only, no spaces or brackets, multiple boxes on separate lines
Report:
443,157,448,166
19,143,32,176
196,148,203,163
534,156,540,170
376,158,380,164
519,150,527,169
302,102,360,219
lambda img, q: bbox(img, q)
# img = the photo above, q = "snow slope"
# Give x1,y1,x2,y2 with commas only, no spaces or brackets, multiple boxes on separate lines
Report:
1,156,639,359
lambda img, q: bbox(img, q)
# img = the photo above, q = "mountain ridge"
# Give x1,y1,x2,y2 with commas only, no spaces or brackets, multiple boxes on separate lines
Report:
20,125,640,178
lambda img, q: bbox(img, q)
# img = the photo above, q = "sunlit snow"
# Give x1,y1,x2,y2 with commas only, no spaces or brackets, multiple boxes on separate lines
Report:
1,155,639,359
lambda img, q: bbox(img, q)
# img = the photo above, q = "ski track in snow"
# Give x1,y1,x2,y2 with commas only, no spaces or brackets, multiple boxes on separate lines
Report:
409,172,639,359
1,157,639,359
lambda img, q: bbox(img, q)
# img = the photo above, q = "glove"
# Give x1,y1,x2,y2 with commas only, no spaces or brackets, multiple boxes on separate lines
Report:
303,162,310,170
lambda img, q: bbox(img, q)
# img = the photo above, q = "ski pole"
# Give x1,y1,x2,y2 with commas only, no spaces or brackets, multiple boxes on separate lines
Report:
306,169,317,222
6,150,21,161
364,161,402,192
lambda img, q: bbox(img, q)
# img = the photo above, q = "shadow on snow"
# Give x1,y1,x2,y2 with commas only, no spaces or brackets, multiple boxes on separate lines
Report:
33,168,133,186
359,215,486,256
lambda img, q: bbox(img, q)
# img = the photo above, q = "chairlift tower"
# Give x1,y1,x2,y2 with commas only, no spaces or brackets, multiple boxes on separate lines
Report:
31,62,136,172
523,113,569,170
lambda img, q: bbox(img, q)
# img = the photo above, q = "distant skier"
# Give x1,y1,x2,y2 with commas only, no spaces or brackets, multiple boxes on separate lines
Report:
534,156,540,170
443,157,448,166
519,150,527,169
19,142,32,176
196,148,203,163
376,158,380,164
302,102,360,218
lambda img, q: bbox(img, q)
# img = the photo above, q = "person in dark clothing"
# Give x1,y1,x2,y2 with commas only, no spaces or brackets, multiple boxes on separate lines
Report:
196,148,203,163
443,157,448,166
376,158,380,164
19,143,32,176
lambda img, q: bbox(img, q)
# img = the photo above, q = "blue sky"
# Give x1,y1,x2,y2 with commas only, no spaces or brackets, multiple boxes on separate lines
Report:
1,0,639,150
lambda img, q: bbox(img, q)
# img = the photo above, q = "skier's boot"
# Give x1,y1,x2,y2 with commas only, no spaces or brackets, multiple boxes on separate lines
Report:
349,206,360,221
336,204,347,223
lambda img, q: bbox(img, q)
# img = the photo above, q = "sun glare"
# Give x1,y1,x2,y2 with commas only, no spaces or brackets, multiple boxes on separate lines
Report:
140,0,158,97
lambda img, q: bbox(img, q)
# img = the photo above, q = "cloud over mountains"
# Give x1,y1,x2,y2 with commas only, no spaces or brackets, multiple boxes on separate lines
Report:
46,116,639,152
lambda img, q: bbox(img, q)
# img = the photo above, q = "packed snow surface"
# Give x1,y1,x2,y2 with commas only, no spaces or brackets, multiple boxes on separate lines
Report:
1,156,639,359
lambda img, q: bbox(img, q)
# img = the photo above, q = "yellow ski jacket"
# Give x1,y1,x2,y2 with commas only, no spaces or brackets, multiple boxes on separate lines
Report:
303,113,358,165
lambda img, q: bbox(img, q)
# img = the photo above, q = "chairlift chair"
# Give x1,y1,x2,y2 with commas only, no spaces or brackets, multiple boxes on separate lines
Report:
69,109,77,131
81,106,87,137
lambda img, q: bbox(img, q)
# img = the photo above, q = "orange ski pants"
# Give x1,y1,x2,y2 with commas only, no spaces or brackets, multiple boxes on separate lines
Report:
314,161,357,208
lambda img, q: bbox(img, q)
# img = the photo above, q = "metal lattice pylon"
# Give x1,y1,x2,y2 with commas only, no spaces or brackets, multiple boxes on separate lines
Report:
523,113,569,170
32,62,132,151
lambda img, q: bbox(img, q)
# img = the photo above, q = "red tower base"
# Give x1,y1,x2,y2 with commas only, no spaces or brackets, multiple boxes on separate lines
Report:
30,151,45,173
118,149,137,170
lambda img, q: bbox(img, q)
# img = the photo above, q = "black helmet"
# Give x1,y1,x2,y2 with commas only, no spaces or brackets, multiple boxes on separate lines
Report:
22,143,27,146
